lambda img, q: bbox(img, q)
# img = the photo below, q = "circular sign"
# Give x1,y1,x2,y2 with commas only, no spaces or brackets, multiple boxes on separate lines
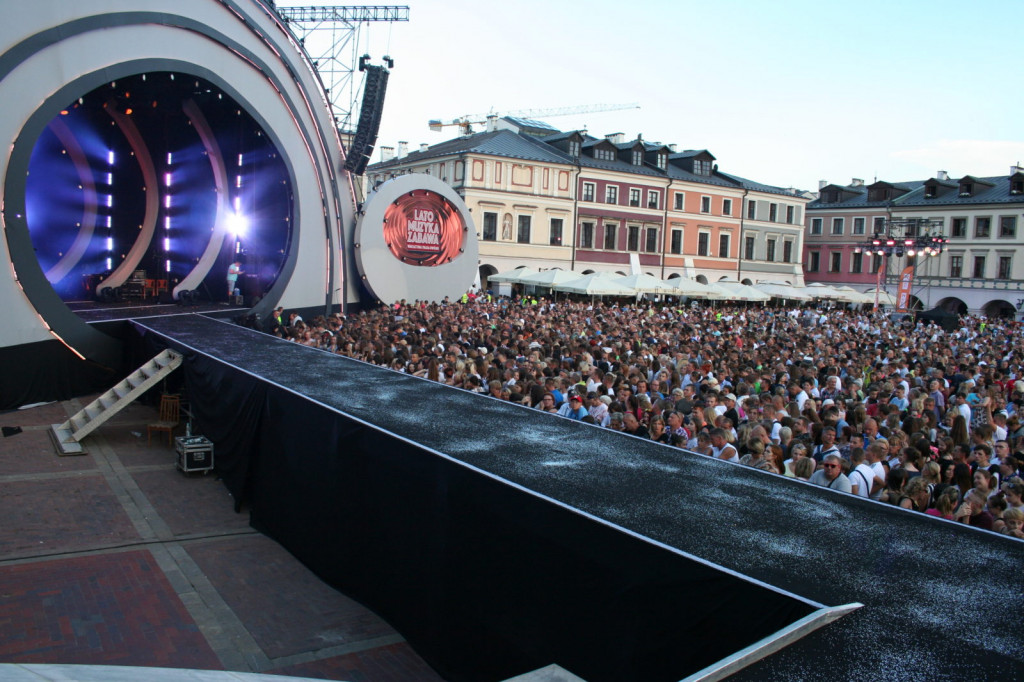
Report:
354,174,478,304
383,190,464,266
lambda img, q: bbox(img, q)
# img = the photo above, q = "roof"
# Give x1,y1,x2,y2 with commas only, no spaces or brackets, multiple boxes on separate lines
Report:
368,128,806,197
809,175,1024,209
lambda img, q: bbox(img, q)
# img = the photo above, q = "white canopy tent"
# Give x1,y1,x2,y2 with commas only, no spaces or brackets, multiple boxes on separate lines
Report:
612,273,676,295
553,272,636,296
756,281,812,302
517,269,581,287
666,277,713,298
712,281,772,302
488,267,537,284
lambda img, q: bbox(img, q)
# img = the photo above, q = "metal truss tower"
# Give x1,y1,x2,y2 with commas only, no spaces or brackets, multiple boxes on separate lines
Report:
274,5,409,132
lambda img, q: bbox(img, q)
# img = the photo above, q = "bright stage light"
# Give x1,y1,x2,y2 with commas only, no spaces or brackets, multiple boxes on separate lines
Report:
106,237,113,250
226,211,248,237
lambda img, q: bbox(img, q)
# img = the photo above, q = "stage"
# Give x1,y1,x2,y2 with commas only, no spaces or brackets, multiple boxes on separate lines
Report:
132,313,1024,681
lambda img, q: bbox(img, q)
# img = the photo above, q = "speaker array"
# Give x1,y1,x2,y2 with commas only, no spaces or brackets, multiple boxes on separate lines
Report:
343,65,389,175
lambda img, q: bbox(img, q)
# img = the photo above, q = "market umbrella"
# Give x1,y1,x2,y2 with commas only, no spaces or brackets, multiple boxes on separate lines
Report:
517,269,581,287
612,273,676,294
756,281,812,302
713,280,771,302
553,272,636,296
666,277,713,298
488,267,537,284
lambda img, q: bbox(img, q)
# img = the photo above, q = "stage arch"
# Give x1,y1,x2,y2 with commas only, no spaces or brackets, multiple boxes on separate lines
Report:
0,0,353,404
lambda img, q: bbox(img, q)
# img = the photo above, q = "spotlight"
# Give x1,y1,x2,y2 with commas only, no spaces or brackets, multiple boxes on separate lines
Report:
226,211,248,237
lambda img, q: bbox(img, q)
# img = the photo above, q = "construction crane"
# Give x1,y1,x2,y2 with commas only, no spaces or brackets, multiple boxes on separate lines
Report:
428,102,640,135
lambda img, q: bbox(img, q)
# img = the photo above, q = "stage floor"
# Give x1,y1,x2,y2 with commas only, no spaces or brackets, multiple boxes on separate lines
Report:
69,300,248,324
136,313,1024,680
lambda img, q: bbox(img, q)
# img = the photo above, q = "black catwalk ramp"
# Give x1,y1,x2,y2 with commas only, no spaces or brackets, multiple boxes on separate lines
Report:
134,315,1024,682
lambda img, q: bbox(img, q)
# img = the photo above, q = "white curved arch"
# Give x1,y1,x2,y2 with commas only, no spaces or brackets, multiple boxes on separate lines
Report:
43,117,98,284
96,103,160,295
172,98,229,300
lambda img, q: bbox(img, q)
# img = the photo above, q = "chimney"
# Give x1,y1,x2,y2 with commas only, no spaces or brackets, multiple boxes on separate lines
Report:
851,178,864,187
937,170,948,181
605,132,624,144
419,143,429,152
485,114,499,133
1012,165,1024,175
397,141,408,158
380,146,395,162
819,180,828,190
668,143,677,152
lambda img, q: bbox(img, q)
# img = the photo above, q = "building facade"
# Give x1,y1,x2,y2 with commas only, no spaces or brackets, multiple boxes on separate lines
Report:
367,117,809,289
804,168,1024,317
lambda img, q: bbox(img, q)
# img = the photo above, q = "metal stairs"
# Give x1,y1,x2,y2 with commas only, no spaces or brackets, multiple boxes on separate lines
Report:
49,349,183,455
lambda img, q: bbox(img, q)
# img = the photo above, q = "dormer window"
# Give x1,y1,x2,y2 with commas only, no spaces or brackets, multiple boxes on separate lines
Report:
960,182,973,197
568,140,580,157
656,153,667,170
694,159,712,175
594,147,615,161
632,149,643,166
924,183,936,199
822,189,840,203
1012,179,1023,195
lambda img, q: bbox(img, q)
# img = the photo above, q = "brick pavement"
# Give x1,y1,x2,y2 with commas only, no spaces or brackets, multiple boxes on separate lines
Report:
0,395,444,681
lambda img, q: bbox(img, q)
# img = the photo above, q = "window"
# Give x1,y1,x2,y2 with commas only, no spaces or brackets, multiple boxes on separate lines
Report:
951,218,967,238
580,221,594,249
517,215,531,243
808,251,820,272
786,205,795,224
632,150,643,165
851,251,863,273
645,227,658,253
1000,216,1017,238
582,182,595,202
629,188,641,207
853,217,866,235
656,153,667,170
1013,179,1024,194
830,252,842,272
647,190,659,209
872,254,883,273
783,240,793,263
671,229,683,254
950,255,963,278
873,217,886,234
603,223,616,250
975,217,991,238
605,185,618,204
769,203,778,222
595,148,615,161
694,159,712,175
766,238,777,261
673,192,685,210
482,212,497,241
999,256,1012,279
568,140,580,157
747,201,756,220
701,196,711,213
960,182,973,196
549,218,563,246
831,217,844,235
745,236,755,260
973,255,986,278
697,232,709,256
723,199,732,215
627,225,640,251
719,234,730,259
810,218,823,235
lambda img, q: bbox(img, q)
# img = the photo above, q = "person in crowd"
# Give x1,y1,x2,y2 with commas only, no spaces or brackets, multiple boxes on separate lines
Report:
809,453,851,493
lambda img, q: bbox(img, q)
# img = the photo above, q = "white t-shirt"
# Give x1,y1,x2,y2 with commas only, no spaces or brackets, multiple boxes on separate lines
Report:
850,463,876,498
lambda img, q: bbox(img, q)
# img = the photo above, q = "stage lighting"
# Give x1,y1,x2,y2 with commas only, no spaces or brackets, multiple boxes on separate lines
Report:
226,211,248,237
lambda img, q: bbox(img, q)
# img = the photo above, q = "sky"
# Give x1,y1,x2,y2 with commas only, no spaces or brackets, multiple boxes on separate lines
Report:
279,0,1024,192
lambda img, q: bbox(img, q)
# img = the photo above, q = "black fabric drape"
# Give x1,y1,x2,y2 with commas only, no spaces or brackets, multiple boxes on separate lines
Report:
0,339,118,410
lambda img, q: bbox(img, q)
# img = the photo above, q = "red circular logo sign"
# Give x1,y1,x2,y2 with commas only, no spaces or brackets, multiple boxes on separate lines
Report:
383,190,465,266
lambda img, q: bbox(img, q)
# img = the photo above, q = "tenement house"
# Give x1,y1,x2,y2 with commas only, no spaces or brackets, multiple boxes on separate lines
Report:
367,116,809,289
804,166,1024,317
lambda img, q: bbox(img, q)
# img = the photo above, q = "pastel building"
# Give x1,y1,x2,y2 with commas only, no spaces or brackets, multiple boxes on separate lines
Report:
368,117,808,288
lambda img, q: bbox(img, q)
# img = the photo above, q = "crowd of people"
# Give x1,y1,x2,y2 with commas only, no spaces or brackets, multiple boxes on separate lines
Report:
260,295,1024,540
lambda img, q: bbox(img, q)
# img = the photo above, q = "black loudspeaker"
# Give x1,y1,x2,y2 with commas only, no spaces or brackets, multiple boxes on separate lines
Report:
343,65,389,175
